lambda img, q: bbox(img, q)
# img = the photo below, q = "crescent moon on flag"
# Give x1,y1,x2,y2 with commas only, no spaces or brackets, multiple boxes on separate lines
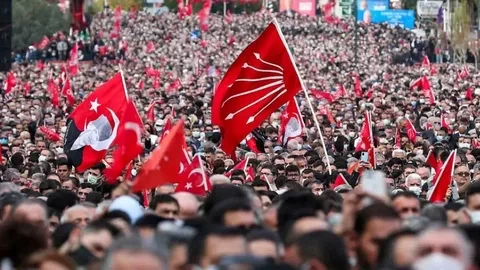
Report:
188,168,207,188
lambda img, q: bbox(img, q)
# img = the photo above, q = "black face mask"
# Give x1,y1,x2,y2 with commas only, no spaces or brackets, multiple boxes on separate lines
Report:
69,245,99,266
391,169,403,179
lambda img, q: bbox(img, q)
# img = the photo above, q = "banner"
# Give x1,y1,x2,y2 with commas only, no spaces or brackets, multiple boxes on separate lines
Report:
416,1,443,18
357,0,389,11
280,0,316,16
357,9,415,29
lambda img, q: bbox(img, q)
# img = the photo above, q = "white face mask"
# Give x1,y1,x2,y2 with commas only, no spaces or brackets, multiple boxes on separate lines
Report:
459,143,471,149
470,210,480,224
348,131,356,138
38,155,47,162
131,169,137,176
297,144,302,150
408,186,421,196
413,253,464,270
416,149,423,156
60,126,67,133
56,147,64,154
192,131,200,138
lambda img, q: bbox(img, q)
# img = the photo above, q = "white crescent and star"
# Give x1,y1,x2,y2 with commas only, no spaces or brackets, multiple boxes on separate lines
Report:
90,99,100,113
189,167,207,188
124,122,143,147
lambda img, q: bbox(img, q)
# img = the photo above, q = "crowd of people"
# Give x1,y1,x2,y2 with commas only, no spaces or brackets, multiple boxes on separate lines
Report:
1,6,480,270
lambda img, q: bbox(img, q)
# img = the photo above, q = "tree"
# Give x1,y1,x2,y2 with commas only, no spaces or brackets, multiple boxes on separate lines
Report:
90,0,144,14
451,0,471,63
12,0,70,50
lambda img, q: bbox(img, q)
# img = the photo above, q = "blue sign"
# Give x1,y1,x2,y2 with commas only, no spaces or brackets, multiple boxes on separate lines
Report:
357,9,415,29
357,0,389,11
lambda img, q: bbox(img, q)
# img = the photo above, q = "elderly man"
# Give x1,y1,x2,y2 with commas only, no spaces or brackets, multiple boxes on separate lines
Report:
405,173,422,196
172,192,199,220
61,205,92,228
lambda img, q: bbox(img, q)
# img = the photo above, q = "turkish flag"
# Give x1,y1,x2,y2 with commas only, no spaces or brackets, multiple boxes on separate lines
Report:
105,100,144,183
39,126,61,142
38,36,50,50
132,120,186,192
279,99,304,144
224,158,249,177
331,173,349,189
146,101,158,122
428,150,456,203
68,44,79,76
212,21,303,154
353,75,362,98
60,65,68,85
245,165,255,182
47,79,60,108
137,80,145,90
62,78,75,106
4,72,16,94
175,155,211,196
404,118,417,143
426,150,443,176
409,77,422,90
64,73,129,172
310,89,334,103
145,67,160,77
355,112,376,168
466,87,473,100
441,115,452,134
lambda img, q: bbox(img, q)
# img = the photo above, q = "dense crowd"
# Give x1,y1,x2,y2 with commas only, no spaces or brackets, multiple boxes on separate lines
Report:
1,7,480,270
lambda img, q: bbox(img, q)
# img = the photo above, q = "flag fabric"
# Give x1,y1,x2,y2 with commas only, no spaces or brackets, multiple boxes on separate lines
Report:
428,150,456,203
24,82,31,96
212,21,303,154
146,100,159,121
146,41,155,53
422,55,430,67
36,60,45,71
245,165,255,182
421,76,435,104
198,0,211,31
60,66,68,85
137,80,144,90
132,120,186,192
38,36,50,50
39,126,61,142
355,111,375,168
441,115,452,134
409,77,422,90
334,84,347,100
459,66,469,79
105,100,144,183
310,89,334,103
224,157,249,178
425,150,442,175
3,72,16,94
153,76,160,90
68,44,79,76
394,127,401,148
404,118,417,143
175,155,211,196
331,173,350,189
353,75,362,98
466,87,473,100
319,106,335,124
145,67,160,77
61,78,75,106
279,99,305,144
64,73,129,172
47,79,60,108
159,117,173,142
246,133,261,154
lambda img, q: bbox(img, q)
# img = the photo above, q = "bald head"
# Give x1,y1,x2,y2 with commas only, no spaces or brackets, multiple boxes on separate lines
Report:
172,192,199,220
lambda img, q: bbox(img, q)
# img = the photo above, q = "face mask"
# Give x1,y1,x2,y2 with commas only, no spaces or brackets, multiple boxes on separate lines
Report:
297,144,302,150
356,119,363,125
436,136,444,141
87,174,100,185
69,245,99,266
205,119,212,125
23,139,30,145
391,169,403,178
31,115,37,121
470,210,480,224
60,126,67,133
56,147,64,154
382,119,391,126
408,186,421,196
192,131,200,138
459,143,471,149
12,128,17,135
348,131,355,138
475,123,480,129
416,149,423,156
413,253,464,270
0,138,7,145
131,169,137,177
38,155,47,162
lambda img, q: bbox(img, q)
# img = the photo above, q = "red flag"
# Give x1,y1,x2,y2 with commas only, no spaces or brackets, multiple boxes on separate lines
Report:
153,76,160,90
425,150,442,175
225,10,233,24
409,77,422,90
47,79,60,108
319,106,335,124
422,55,430,67
38,36,50,50
24,82,31,96
132,120,186,192
334,84,347,100
394,127,401,148
331,173,349,189
175,155,211,196
310,89,334,103
404,118,417,143
355,112,375,168
224,158,249,177
441,115,452,134
245,165,255,182
60,65,68,85
466,87,473,100
3,72,16,94
114,5,122,20
353,75,363,97
61,78,75,106
105,101,144,183
459,66,469,79
68,44,79,76
39,126,61,142
36,60,45,71
279,99,305,144
198,0,211,31
365,88,374,99
136,80,144,90
146,41,155,53
64,73,129,172
159,118,173,142
246,133,261,154
146,101,159,122
129,6,136,19
212,21,303,154
421,76,435,104
124,161,134,181
473,139,480,149
145,67,160,77
428,150,456,203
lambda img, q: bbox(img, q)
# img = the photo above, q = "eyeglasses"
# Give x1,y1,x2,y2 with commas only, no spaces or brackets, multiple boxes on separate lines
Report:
456,172,470,177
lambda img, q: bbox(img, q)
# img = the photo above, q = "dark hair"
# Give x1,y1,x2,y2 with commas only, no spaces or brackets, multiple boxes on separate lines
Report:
466,182,480,206
301,168,314,175
275,175,288,189
377,229,417,268
0,192,25,221
56,157,72,170
85,191,103,205
134,214,172,229
251,179,269,190
102,210,132,224
46,189,78,213
230,169,246,179
294,230,350,270
208,198,253,226
78,183,95,190
230,176,244,184
354,203,400,235
285,165,300,174
444,202,464,212
246,228,281,246
84,219,121,238
149,194,179,211
39,179,61,194
391,191,420,202
203,184,248,216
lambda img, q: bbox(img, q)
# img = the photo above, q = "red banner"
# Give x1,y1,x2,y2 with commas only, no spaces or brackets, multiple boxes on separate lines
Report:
280,0,316,17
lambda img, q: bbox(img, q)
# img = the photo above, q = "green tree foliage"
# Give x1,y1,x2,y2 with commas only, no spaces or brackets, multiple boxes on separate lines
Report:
451,0,471,63
90,0,144,14
12,0,70,49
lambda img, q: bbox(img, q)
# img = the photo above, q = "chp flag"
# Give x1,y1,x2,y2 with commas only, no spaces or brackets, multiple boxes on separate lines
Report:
212,19,303,154
279,98,305,144
64,73,129,172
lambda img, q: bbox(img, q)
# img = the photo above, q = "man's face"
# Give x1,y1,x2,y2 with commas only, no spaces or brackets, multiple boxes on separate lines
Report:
302,172,314,181
467,193,480,211
68,208,91,228
416,168,430,183
248,240,278,259
392,196,420,220
205,153,213,163
62,180,76,192
155,202,179,219
215,152,225,160
78,187,93,202
287,170,300,182
81,229,114,260
260,168,274,183
310,183,324,195
454,166,470,188
13,203,47,227
231,179,243,186
324,127,332,138
357,218,401,268
201,235,247,268
415,229,468,268
36,141,46,151
57,165,70,180
406,178,421,188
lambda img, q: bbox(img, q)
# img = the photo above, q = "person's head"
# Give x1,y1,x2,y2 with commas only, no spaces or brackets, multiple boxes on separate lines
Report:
376,229,417,268
20,250,76,270
10,198,48,228
285,230,350,270
46,189,78,214
285,165,300,182
246,229,282,260
86,163,106,186
413,226,474,270
77,183,94,202
202,184,248,216
0,191,25,221
466,182,480,215
56,157,72,181
354,203,402,269
62,177,80,192
392,191,421,220
155,184,175,195
444,202,465,227
61,205,92,229
39,179,61,196
251,179,269,192
405,173,422,196
102,236,168,270
150,194,180,219
188,226,247,269
172,192,199,220
454,165,471,188
307,180,324,196
208,198,257,230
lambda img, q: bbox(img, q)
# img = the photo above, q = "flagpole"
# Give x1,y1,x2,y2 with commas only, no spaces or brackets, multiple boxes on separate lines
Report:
118,64,129,101
271,16,331,174
197,154,209,192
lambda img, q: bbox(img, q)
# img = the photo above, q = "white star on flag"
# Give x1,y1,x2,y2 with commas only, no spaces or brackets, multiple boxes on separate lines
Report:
185,182,192,190
89,98,100,112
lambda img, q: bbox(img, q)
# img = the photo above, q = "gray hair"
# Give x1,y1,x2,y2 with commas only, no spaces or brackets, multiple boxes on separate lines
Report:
102,235,169,270
2,169,21,183
0,183,20,195
61,205,90,223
